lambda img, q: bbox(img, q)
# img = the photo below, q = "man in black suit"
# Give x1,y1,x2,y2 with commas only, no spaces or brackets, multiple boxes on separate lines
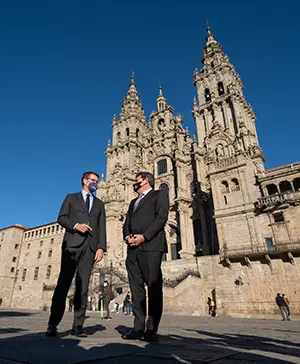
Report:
122,171,169,342
46,171,107,337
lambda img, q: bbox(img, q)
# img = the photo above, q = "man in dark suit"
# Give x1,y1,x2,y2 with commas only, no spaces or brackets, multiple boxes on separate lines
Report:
46,171,107,337
122,171,169,342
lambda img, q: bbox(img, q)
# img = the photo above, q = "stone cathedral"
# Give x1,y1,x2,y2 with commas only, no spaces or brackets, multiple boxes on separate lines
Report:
1,27,300,317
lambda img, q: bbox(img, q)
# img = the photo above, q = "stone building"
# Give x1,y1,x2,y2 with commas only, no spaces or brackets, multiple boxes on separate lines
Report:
1,27,300,316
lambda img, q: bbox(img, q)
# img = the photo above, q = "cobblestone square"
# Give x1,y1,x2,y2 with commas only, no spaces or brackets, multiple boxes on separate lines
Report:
0,309,299,363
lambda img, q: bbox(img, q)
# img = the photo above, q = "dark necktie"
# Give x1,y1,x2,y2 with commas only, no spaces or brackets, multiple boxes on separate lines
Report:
85,194,90,213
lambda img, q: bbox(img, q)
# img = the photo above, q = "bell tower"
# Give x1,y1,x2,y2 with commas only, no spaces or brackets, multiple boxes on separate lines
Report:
192,26,266,252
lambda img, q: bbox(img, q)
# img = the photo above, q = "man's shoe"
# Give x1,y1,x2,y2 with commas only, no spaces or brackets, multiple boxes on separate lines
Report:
144,330,158,343
122,329,144,340
71,327,88,338
46,325,58,337
104,316,112,320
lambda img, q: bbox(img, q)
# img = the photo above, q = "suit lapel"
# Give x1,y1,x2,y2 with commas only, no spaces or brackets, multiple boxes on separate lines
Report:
133,190,154,214
89,195,98,215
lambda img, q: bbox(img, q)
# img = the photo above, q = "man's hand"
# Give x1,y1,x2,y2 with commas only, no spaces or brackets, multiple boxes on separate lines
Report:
125,234,135,245
95,249,104,263
132,234,145,246
75,223,92,233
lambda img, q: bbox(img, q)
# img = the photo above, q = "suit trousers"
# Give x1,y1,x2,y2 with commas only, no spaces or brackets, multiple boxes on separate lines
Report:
48,239,95,329
126,249,163,332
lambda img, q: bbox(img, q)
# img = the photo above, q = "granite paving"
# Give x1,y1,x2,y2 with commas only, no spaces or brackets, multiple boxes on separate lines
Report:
0,309,299,363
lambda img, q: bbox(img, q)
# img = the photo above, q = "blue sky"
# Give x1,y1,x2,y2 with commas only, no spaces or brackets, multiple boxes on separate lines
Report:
0,0,299,228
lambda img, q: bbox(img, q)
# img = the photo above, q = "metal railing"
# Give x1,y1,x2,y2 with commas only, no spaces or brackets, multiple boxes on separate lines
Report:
257,191,300,207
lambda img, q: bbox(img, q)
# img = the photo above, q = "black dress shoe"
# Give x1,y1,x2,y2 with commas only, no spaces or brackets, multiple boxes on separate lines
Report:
144,330,158,342
46,325,58,337
122,329,144,340
71,328,88,338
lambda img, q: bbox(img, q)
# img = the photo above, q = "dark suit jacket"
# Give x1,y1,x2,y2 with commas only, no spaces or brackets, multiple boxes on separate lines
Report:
122,189,169,252
58,192,107,253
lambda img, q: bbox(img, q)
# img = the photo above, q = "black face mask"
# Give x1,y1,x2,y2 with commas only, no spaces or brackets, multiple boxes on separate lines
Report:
133,181,143,192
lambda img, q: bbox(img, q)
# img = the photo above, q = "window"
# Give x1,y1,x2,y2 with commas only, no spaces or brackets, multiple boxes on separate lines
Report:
22,269,27,282
38,251,42,259
31,231,34,238
60,226,64,232
48,249,53,257
27,243,31,249
157,159,167,175
14,244,19,249
12,256,17,263
11,267,15,273
264,237,274,252
224,196,228,205
34,267,39,280
39,230,42,236
50,238,54,244
51,226,55,233
221,181,230,194
231,178,240,191
218,81,225,96
40,240,43,247
136,129,139,140
204,88,211,103
47,227,50,234
1,232,4,241
46,265,52,279
56,225,59,232
35,231,38,237
43,228,47,235
159,183,169,198
15,269,19,282
274,212,284,223
126,127,129,137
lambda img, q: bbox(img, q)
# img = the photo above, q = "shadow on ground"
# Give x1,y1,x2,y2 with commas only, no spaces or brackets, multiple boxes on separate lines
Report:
0,310,37,318
0,323,299,363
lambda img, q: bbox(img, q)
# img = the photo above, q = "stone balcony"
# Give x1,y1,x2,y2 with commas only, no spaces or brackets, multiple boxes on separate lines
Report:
219,239,300,269
255,190,300,212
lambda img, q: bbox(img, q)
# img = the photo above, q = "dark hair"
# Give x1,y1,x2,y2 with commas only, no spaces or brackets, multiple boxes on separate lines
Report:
81,171,99,186
136,171,155,188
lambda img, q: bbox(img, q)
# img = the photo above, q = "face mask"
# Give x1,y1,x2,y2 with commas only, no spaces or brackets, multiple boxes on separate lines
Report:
88,182,98,193
133,181,145,193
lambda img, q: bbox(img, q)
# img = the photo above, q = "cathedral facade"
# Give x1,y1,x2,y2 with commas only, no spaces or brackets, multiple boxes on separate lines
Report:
1,27,300,316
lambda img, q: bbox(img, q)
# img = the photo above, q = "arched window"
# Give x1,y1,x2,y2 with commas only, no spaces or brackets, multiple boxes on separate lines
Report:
158,118,165,129
117,132,121,143
266,184,278,196
126,128,129,137
204,88,211,103
293,177,300,191
218,81,225,96
231,178,240,191
279,181,292,193
221,181,230,194
159,183,169,199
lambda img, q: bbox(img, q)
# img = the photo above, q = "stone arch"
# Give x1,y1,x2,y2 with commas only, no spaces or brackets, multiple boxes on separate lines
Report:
279,180,292,193
266,184,278,196
293,177,300,191
221,180,230,194
231,178,240,191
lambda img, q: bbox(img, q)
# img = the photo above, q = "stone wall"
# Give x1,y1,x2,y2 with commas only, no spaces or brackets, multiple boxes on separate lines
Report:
163,255,300,318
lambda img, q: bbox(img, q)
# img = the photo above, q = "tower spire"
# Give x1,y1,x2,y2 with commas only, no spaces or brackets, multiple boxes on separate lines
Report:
156,84,167,112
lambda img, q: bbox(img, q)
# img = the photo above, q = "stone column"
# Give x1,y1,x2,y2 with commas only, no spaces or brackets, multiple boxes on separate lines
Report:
178,202,195,259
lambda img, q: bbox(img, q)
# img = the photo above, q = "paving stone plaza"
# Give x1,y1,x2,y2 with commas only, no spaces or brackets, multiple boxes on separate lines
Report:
0,309,299,363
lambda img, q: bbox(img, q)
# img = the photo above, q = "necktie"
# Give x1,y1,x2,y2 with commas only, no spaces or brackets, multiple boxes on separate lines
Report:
85,194,90,213
133,193,144,212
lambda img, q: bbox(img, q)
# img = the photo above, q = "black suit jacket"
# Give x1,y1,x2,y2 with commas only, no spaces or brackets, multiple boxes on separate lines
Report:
123,189,169,252
58,192,107,253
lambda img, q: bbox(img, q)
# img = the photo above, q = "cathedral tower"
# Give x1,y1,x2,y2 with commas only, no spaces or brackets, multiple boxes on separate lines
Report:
192,26,266,253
